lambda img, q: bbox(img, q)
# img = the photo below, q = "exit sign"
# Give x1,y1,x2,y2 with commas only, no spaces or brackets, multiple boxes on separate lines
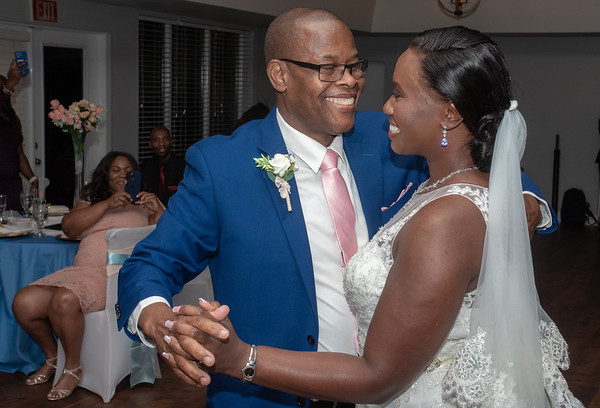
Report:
32,0,58,23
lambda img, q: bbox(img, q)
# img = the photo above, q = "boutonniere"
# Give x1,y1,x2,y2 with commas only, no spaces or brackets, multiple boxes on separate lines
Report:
254,153,298,212
381,182,413,211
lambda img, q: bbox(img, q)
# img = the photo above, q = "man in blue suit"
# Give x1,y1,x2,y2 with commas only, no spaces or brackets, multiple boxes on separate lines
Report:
117,8,555,408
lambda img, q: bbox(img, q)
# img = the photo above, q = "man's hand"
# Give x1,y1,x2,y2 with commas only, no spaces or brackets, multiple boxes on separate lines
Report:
524,194,542,239
138,301,229,387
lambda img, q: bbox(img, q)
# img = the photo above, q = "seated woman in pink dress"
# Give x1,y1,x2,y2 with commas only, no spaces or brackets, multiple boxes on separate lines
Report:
12,151,164,401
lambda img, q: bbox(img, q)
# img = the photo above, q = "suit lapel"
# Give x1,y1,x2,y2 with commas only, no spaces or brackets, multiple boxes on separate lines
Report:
256,112,318,320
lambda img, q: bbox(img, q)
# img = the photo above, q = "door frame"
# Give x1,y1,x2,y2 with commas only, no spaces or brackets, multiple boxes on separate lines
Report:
31,28,108,182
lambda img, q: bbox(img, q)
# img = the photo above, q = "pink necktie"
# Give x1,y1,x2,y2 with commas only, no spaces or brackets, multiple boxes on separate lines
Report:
321,149,358,267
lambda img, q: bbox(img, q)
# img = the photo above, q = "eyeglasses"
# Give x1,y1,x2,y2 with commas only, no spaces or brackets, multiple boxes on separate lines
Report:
280,58,368,82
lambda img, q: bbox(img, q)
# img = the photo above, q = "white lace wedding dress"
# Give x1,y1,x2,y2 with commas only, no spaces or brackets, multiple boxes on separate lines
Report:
344,183,583,408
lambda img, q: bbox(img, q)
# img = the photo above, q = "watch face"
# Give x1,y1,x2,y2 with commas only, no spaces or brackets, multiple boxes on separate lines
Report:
244,367,255,377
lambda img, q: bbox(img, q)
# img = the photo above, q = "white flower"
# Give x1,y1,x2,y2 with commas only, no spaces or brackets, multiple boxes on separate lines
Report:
270,154,293,177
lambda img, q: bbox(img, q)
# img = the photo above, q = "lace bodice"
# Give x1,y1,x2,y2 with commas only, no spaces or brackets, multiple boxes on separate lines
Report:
345,184,487,356
343,184,583,408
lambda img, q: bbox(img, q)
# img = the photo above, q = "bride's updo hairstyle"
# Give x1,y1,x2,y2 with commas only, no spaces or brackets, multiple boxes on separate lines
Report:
410,26,512,172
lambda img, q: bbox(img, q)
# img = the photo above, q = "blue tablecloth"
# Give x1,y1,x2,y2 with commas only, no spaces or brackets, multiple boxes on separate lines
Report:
0,235,79,373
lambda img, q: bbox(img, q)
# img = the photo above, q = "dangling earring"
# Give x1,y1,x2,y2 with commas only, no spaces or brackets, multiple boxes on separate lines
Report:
441,125,448,147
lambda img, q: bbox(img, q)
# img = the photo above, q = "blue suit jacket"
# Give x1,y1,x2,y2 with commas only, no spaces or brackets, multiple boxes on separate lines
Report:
117,109,555,407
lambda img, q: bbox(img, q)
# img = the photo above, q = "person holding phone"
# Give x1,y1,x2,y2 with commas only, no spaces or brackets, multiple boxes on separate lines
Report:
0,58,38,210
12,151,164,401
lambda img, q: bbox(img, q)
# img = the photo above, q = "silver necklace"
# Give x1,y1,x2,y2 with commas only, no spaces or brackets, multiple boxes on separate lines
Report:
416,167,479,194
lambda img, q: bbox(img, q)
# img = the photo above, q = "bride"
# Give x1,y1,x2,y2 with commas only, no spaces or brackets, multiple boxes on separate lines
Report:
164,26,583,407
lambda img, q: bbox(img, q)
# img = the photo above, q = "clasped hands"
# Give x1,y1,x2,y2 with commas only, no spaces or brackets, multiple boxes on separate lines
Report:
140,299,239,387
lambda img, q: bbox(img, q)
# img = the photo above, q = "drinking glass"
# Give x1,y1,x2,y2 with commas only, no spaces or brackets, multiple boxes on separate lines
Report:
32,199,49,238
0,194,6,223
20,192,34,218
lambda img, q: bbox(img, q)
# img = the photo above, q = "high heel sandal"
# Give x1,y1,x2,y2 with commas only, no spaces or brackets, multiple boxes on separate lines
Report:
25,356,57,386
47,365,82,401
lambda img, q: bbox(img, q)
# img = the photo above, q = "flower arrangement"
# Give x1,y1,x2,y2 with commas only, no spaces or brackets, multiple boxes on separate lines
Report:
254,153,298,212
48,99,104,163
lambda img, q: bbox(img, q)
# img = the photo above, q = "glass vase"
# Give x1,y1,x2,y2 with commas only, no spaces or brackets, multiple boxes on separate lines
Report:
72,131,86,206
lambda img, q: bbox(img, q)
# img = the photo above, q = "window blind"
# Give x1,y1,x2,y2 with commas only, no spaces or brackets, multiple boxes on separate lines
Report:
139,18,254,161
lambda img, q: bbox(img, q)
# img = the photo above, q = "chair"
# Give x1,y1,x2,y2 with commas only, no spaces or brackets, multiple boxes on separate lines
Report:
54,225,160,403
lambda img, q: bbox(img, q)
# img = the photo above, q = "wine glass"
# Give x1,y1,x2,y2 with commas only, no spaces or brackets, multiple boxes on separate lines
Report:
31,199,49,238
20,192,34,218
0,195,6,223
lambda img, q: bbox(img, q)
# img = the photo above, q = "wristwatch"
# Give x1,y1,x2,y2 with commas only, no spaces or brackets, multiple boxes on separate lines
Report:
241,344,257,383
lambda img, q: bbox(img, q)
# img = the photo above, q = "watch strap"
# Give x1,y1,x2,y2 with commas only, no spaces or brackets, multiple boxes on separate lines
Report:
241,344,257,383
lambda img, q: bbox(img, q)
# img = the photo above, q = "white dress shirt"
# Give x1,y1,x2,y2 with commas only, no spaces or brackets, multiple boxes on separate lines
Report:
277,110,369,354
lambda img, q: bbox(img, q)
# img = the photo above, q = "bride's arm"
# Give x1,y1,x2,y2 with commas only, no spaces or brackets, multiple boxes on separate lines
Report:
166,196,484,403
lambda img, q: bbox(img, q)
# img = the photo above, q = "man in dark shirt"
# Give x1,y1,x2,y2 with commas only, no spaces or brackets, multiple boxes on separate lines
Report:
140,126,186,205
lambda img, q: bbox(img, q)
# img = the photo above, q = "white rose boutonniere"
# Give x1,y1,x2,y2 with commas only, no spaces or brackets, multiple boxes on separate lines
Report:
254,153,298,212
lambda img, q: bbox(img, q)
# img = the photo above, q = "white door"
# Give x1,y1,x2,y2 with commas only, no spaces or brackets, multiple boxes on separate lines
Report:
31,28,108,182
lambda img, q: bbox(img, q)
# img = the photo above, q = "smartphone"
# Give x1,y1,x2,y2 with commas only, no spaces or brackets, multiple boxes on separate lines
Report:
14,51,30,75
125,171,142,202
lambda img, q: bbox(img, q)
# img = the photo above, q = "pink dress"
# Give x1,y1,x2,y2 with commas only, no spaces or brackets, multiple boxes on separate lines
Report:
30,203,151,313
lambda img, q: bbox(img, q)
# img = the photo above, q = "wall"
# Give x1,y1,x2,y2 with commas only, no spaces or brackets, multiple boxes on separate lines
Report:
499,35,600,217
185,0,377,32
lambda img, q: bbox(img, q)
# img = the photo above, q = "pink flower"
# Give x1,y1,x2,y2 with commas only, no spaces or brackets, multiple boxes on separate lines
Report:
48,99,103,140
48,110,61,121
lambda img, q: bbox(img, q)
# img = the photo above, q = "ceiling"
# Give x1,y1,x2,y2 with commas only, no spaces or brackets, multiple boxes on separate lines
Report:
85,0,600,34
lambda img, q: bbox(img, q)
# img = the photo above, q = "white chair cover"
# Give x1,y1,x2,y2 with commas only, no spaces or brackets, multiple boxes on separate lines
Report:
54,224,159,403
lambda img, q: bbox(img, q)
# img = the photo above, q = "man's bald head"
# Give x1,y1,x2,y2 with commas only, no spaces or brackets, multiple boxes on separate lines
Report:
264,8,346,62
